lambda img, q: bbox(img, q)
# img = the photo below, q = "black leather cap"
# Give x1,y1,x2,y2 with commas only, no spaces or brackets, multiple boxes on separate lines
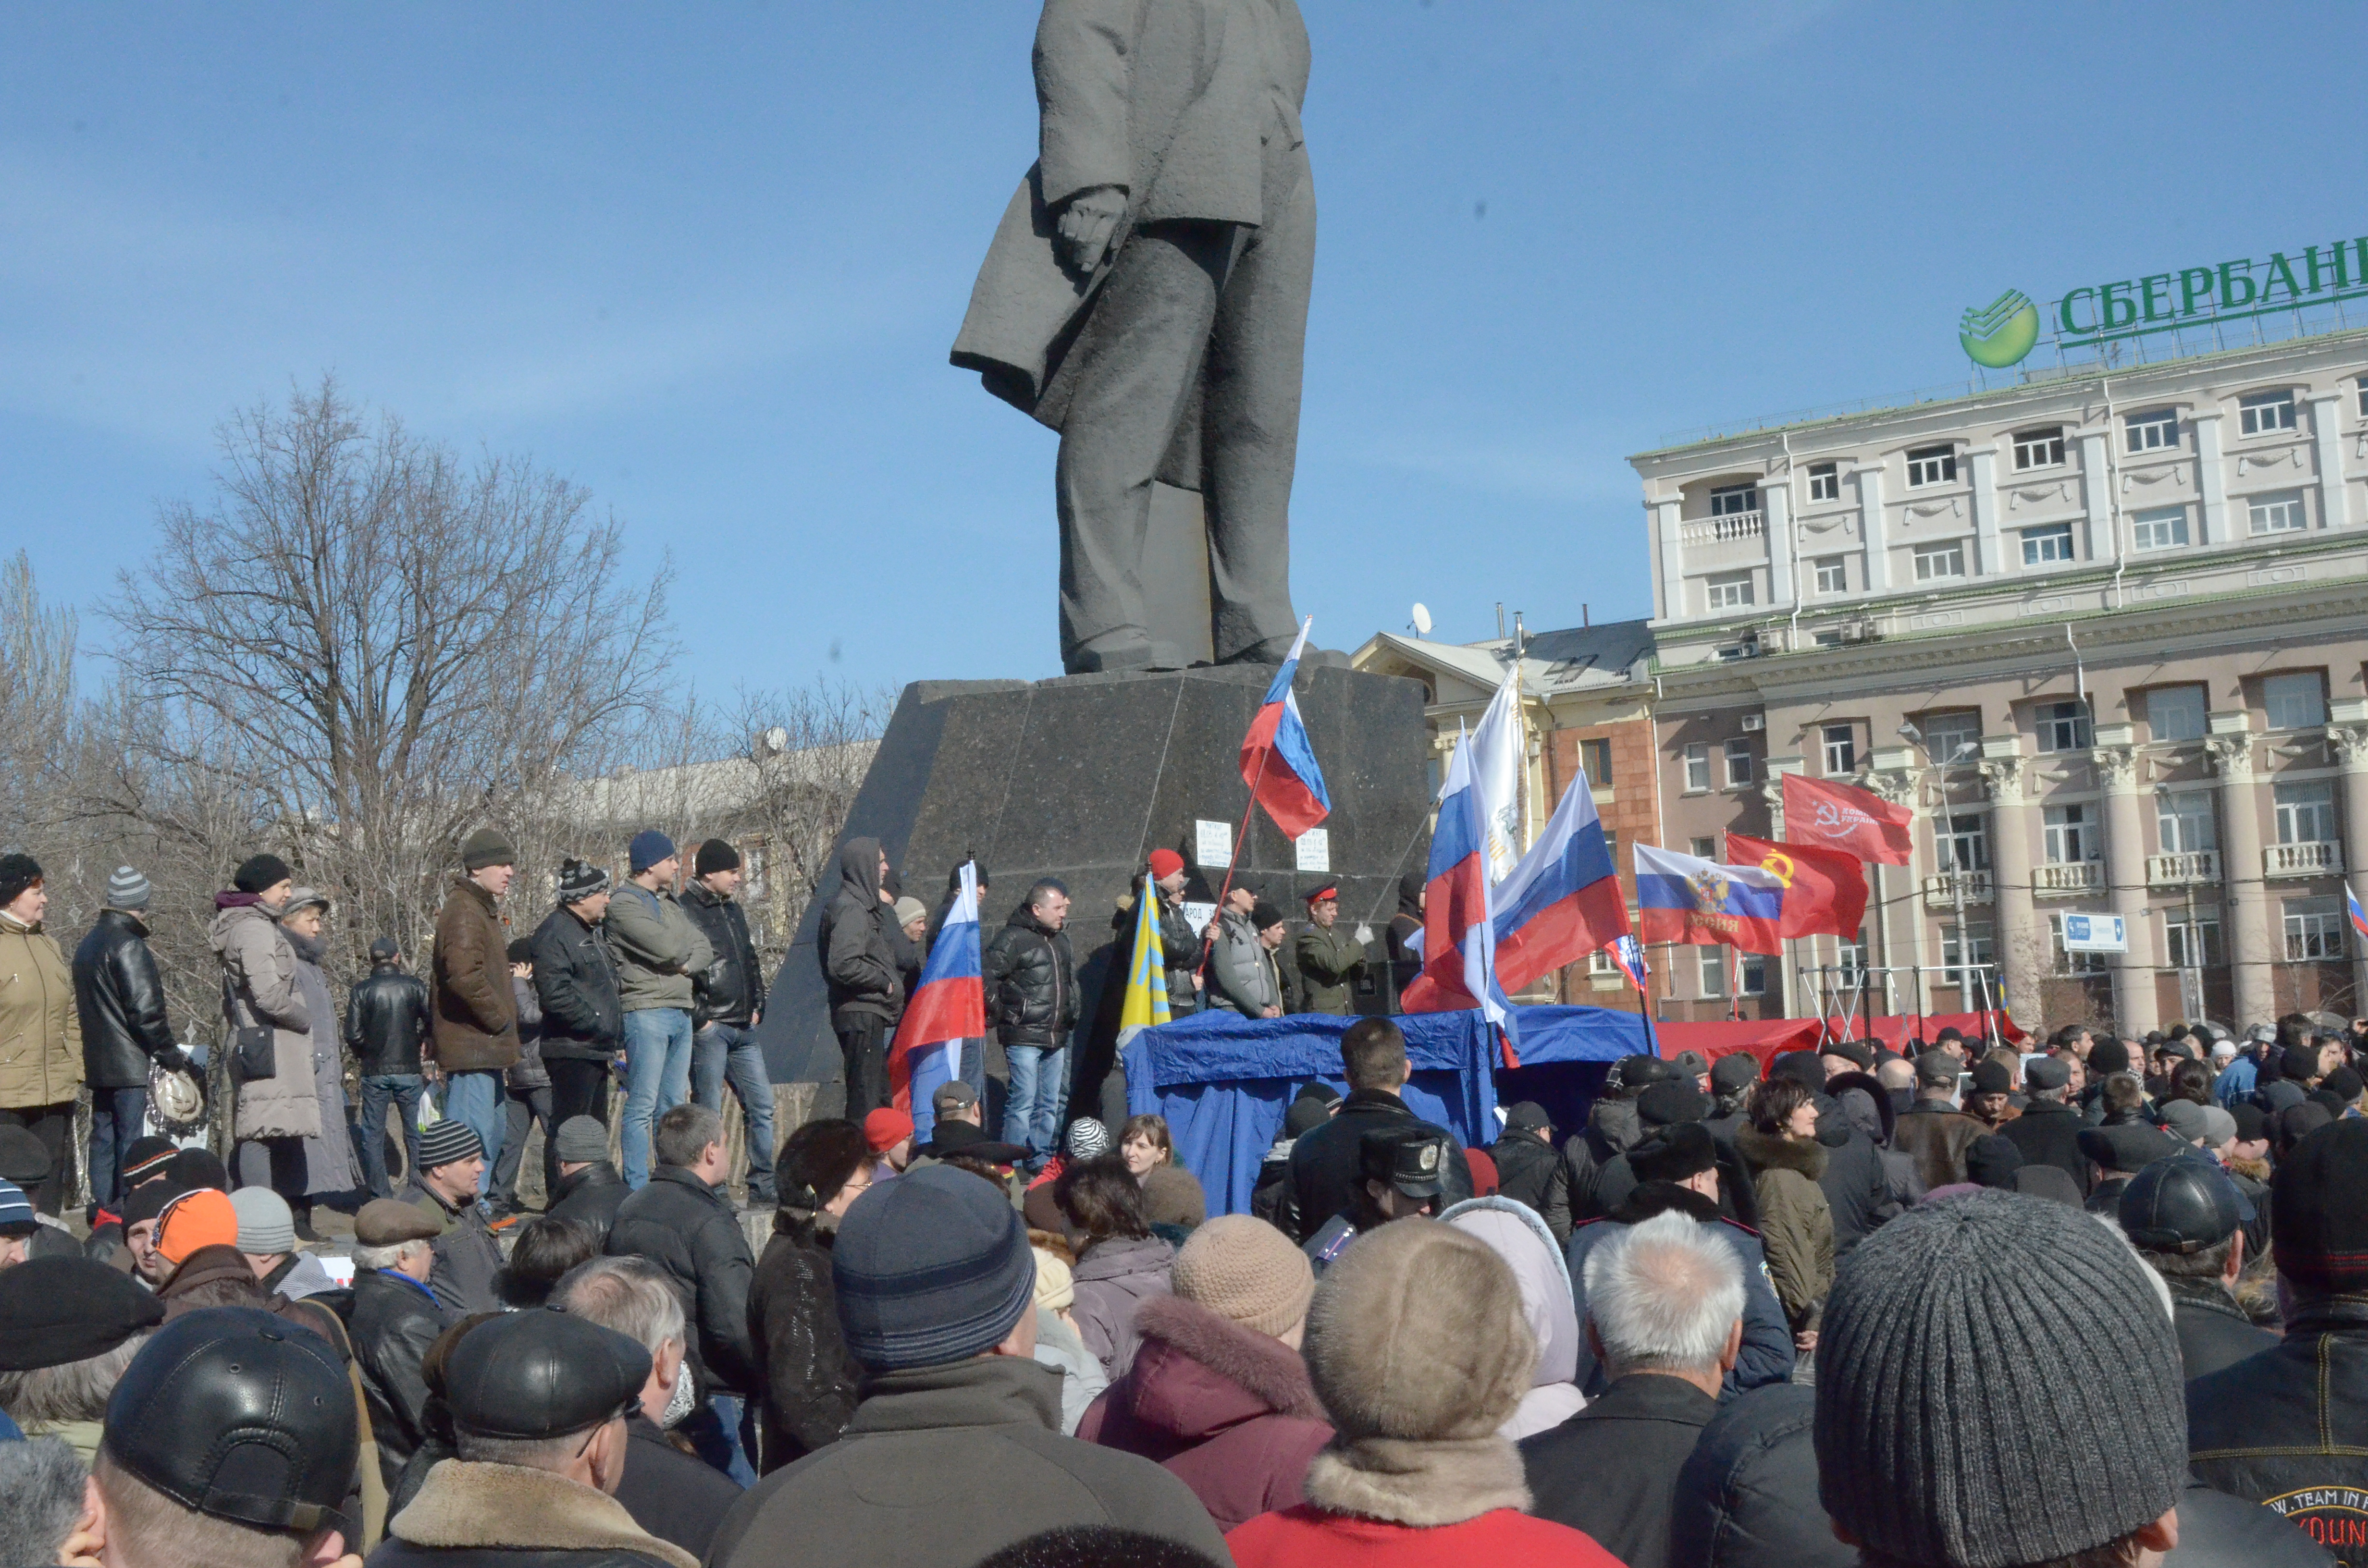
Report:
1637,1079,1712,1127
2118,1157,2242,1254
102,1307,357,1536
445,1308,649,1439
1617,1054,1677,1090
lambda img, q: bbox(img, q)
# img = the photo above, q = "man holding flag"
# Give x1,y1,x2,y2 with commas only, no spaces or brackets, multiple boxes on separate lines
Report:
887,861,985,1148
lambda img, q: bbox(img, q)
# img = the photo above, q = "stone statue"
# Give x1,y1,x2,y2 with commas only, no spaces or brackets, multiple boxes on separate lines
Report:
951,0,1315,675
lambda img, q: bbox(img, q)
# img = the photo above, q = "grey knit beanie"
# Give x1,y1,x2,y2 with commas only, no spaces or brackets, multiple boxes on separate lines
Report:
106,866,152,913
1814,1189,2185,1567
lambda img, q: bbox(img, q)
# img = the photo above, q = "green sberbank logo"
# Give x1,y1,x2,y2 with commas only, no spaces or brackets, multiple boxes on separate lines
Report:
1960,290,2040,368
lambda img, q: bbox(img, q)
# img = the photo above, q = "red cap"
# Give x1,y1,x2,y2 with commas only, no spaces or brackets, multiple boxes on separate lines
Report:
1305,882,1339,905
1147,849,1185,880
863,1107,914,1153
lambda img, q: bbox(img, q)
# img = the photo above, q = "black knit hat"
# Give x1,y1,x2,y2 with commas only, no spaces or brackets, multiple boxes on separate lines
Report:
2323,1066,2364,1102
1815,1190,2186,1567
694,838,741,877
2273,1119,2368,1294
1966,1135,2023,1189
416,1118,484,1172
232,853,292,894
1630,1122,1716,1183
2089,1038,2131,1076
0,1124,49,1185
1969,1059,2013,1096
1770,1052,1826,1096
2228,1102,2269,1143
0,1256,164,1369
0,853,40,909
1248,901,1284,930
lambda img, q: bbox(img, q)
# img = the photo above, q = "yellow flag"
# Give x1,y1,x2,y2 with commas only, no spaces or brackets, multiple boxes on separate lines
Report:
1119,890,1171,1034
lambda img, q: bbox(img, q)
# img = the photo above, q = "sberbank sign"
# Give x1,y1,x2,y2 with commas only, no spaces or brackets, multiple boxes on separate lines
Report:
1960,234,2368,369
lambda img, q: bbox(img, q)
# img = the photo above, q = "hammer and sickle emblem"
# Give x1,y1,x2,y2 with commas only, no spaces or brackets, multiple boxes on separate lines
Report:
1761,852,1796,888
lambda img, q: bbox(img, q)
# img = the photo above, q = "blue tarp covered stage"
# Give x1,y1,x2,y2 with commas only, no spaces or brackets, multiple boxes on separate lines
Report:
1122,1005,1659,1215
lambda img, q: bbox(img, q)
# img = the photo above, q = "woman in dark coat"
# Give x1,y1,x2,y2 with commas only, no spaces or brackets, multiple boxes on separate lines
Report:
748,1119,872,1473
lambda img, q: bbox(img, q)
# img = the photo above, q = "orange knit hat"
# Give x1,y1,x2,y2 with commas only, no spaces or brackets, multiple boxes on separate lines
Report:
155,1188,240,1266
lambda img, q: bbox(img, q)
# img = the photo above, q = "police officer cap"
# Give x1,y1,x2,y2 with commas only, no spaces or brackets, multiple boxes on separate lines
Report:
2117,1157,2242,1254
1358,1123,1451,1199
444,1308,649,1440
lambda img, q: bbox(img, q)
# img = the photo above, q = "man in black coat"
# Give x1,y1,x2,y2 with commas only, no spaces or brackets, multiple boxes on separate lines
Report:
819,837,903,1115
2115,1158,2275,1381
983,881,1079,1163
682,839,776,1205
2000,1054,2091,1196
1277,1018,1471,1243
70,867,190,1216
1489,1101,1565,1227
532,859,624,1150
606,1102,759,1482
345,935,433,1200
544,1115,629,1240
1545,1053,1669,1235
346,1198,452,1493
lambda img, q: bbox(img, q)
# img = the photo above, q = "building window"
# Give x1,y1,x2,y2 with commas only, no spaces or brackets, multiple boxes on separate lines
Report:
1690,836,1718,859
2157,790,2217,854
2164,910,2222,969
2239,389,2297,436
1906,444,1957,488
2048,914,2108,975
1813,555,1848,595
2274,780,2337,845
1943,923,1998,985
1683,744,1711,793
1913,541,1967,581
1739,955,1767,996
2021,523,2075,565
2124,408,2179,453
2284,898,2345,960
1808,462,1840,502
1705,572,1755,610
1916,709,1985,766
1709,482,1760,516
1936,812,1989,872
2012,427,2065,470
2033,700,2091,754
2042,803,2096,864
2263,672,2327,730
1589,947,1618,976
2247,490,2308,535
1836,930,1867,979
1698,946,1727,996
2359,379,2368,417
2130,506,2189,551
1822,723,1857,776
1580,737,1613,787
2145,685,2208,743
1723,738,1754,787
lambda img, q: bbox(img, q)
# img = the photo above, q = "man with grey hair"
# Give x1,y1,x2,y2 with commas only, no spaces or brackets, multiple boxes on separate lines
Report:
554,1256,741,1559
346,1198,449,1493
1522,1209,1745,1568
0,1437,90,1565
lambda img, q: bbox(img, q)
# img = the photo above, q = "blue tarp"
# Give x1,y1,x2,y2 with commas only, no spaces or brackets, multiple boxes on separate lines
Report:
1123,1005,1657,1215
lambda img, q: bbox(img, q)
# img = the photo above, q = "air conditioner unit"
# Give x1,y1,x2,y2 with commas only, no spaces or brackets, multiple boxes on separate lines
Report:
1740,713,1766,733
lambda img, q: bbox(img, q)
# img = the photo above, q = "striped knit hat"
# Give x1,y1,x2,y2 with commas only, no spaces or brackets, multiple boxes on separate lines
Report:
0,1178,34,1237
417,1118,484,1172
832,1164,1035,1372
106,866,152,913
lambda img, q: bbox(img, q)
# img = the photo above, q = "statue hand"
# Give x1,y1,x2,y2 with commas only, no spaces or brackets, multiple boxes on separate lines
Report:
1055,185,1127,273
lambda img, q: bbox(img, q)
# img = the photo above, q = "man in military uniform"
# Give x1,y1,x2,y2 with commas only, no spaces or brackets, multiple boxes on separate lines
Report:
1305,1123,1451,1276
1292,884,1365,1017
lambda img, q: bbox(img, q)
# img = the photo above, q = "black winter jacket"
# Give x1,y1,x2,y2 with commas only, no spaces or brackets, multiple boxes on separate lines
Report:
73,909,180,1088
748,1208,861,1473
1489,1131,1566,1232
1274,1088,1473,1243
1521,1372,1721,1568
682,880,765,1029
984,907,1078,1049
346,1266,447,1493
1547,1097,1645,1234
614,1412,741,1562
2167,1278,2280,1382
2000,1095,2093,1195
819,837,901,1023
345,960,432,1078
1156,896,1202,1015
1667,1384,1853,1568
545,1161,629,1241
2189,1301,2368,1553
532,904,623,1063
608,1166,758,1398
1814,1114,1897,1260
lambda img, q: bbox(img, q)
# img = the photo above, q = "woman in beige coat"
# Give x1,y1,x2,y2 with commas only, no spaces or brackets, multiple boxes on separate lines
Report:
0,854,81,1215
212,854,319,1220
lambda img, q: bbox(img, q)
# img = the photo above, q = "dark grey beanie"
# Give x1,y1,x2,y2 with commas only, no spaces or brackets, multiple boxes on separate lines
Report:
1813,1190,2185,1568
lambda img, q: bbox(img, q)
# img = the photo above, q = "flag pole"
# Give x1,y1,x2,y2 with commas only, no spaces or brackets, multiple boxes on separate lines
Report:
1199,735,1277,989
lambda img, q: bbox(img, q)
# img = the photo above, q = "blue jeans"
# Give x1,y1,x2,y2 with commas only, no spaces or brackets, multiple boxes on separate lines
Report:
440,1070,506,1196
358,1075,424,1198
87,1086,148,1213
680,1393,758,1487
693,1023,775,1200
1001,1043,1069,1160
622,1009,694,1189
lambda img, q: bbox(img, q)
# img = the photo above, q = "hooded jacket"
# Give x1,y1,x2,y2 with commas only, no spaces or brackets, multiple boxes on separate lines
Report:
1077,1293,1333,1531
1489,1130,1566,1232
73,909,177,1089
1442,1198,1586,1439
819,838,901,1022
1070,1234,1175,1380
430,876,518,1072
211,896,321,1139
1732,1127,1833,1334
984,904,1078,1049
1567,1183,1795,1395
605,880,712,1016
748,1206,860,1472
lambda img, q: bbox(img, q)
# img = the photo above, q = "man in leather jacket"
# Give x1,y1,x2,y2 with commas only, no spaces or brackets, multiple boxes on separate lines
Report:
682,839,775,1205
345,937,432,1200
2116,1156,2275,1381
2190,1119,2368,1560
984,881,1078,1163
346,1198,450,1494
71,867,190,1217
1278,1017,1471,1243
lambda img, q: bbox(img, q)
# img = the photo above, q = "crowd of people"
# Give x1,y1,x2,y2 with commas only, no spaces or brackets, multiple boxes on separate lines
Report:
6,833,2368,1567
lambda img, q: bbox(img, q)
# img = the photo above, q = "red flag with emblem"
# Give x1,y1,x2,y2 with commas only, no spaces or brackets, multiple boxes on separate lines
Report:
1726,833,1869,940
1781,773,1914,865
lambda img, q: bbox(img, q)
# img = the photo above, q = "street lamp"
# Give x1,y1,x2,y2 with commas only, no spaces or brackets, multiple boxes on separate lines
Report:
1900,724,1982,1019
2156,782,2204,1023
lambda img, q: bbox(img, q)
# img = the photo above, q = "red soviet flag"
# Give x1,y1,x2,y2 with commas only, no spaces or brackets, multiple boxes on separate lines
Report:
1727,833,1869,940
1781,773,1914,865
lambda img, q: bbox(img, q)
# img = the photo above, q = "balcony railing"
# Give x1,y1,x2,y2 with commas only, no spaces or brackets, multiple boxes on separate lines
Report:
2146,850,2220,887
2264,841,2344,878
1681,511,1765,547
2032,861,2106,896
1921,870,1994,904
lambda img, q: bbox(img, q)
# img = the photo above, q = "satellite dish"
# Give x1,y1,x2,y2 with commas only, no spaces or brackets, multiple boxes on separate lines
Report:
1409,603,1432,637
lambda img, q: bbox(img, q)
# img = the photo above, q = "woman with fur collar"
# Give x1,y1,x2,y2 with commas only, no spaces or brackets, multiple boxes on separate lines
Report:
1227,1218,1624,1567
1732,1076,1835,1353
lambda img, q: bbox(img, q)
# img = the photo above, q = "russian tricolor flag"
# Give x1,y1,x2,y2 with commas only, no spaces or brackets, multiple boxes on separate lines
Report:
1634,844,1787,956
1239,619,1331,839
2349,881,2368,947
1491,752,1632,994
888,860,984,1145
1401,726,1515,1049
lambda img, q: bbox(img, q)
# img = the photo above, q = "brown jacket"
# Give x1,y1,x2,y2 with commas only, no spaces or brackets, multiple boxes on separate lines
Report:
0,910,81,1109
212,899,321,1140
430,877,516,1073
1892,1099,1988,1192
1735,1126,1835,1334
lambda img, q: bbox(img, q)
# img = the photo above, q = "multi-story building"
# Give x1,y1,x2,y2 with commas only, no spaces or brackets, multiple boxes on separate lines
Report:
1352,619,1662,1005
1636,328,2368,1033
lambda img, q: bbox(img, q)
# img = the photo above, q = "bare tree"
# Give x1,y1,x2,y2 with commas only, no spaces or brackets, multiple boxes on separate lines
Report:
717,680,891,953
0,551,78,850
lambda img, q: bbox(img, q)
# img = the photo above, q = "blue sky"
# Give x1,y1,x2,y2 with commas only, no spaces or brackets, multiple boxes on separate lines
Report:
6,2,2365,694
